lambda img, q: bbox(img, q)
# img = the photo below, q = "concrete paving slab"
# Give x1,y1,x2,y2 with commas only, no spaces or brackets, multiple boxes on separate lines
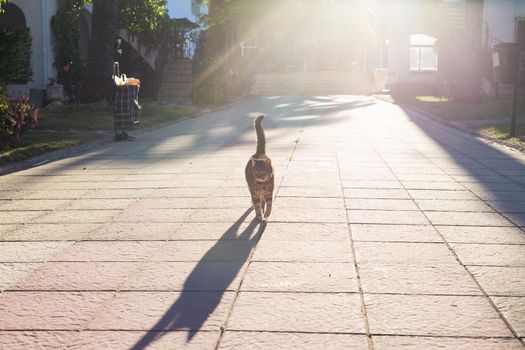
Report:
351,224,442,242
114,208,194,223
65,198,137,210
0,292,113,330
87,291,235,331
241,262,357,292
425,211,514,226
342,180,404,189
0,224,18,236
278,186,344,197
0,242,72,262
354,242,456,264
220,332,368,350
152,241,257,262
0,210,50,224
1,96,524,348
170,222,258,241
401,181,466,190
344,188,411,199
407,190,478,200
0,331,78,350
436,226,525,244
359,263,481,295
2,223,98,241
270,207,347,223
365,294,514,337
253,240,352,262
34,209,122,224
415,199,494,212
450,243,525,266
490,296,525,337
503,212,525,227
67,331,220,350
346,198,419,211
227,292,364,333
372,336,524,350
0,199,70,211
258,222,349,241
468,266,525,296
121,261,247,291
273,196,344,208
487,200,525,213
0,263,41,291
87,222,180,241
50,241,163,262
347,210,428,225
12,262,142,291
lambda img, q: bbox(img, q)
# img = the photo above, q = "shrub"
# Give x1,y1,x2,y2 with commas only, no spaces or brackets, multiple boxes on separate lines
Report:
0,28,32,84
0,86,38,149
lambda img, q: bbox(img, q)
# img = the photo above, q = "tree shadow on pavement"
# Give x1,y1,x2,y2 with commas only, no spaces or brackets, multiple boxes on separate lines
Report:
130,207,266,350
11,96,378,178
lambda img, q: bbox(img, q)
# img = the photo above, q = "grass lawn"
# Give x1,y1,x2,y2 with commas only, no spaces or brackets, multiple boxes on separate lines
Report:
476,125,525,148
375,93,525,149
1,102,195,165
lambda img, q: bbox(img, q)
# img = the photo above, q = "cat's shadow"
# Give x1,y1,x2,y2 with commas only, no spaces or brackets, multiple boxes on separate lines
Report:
131,207,265,350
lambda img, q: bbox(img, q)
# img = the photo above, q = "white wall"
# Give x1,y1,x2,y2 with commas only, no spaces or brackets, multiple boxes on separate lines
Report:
8,0,57,94
483,0,525,44
386,0,437,84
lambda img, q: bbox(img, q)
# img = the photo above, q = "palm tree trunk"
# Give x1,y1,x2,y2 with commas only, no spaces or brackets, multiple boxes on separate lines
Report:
80,0,118,103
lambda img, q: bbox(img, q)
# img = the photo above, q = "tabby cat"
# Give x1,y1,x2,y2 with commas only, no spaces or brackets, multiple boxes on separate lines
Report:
245,115,274,221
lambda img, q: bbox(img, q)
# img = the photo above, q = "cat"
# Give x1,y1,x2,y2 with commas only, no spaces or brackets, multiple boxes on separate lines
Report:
245,115,274,221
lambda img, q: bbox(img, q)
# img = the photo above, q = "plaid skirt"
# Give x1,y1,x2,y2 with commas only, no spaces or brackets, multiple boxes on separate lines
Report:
113,85,140,130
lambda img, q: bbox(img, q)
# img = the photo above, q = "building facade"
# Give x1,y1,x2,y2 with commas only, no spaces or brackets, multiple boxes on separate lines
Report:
1,0,57,94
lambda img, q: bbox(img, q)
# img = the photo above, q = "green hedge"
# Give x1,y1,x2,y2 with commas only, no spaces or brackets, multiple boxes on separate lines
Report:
0,27,32,84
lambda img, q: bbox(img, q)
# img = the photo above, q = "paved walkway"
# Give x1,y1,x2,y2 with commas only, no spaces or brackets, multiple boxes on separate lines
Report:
0,96,524,349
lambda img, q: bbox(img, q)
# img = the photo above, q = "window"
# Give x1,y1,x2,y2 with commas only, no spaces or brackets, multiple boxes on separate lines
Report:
410,34,438,72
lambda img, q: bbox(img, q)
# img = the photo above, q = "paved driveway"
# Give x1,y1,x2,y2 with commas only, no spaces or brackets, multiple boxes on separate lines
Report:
0,96,524,349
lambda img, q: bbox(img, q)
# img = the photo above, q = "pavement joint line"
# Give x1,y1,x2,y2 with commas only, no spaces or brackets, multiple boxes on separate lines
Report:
370,118,525,345
404,110,525,234
215,329,522,339
4,261,525,267
335,142,374,349
213,120,304,350
369,333,520,339
463,263,525,267
9,290,524,298
353,241,525,246
2,98,524,345
79,119,257,341
76,215,191,333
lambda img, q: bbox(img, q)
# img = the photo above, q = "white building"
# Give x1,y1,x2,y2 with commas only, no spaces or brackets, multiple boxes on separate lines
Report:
1,0,57,94
483,0,525,46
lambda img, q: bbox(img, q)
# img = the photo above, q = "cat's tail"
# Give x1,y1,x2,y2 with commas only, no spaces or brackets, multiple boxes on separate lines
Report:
255,115,266,155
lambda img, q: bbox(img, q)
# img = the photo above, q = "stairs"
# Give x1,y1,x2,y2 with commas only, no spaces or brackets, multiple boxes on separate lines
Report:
157,57,193,101
250,71,376,96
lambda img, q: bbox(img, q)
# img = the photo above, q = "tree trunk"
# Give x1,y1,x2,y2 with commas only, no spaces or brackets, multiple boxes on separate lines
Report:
207,0,227,58
79,0,118,103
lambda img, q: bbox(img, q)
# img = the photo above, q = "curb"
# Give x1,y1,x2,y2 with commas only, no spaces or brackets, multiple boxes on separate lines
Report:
0,138,113,176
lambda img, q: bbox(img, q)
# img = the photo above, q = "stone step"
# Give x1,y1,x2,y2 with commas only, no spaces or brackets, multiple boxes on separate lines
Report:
250,71,376,95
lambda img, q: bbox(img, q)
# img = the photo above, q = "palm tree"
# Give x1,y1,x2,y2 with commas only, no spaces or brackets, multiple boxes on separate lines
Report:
79,0,118,103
